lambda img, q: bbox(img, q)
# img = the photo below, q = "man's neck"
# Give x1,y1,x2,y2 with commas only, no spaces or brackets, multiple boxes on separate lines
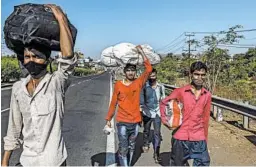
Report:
30,75,45,88
124,78,134,85
190,84,202,99
30,78,41,88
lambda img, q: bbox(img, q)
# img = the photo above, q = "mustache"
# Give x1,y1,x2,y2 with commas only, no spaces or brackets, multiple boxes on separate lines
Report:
192,80,204,86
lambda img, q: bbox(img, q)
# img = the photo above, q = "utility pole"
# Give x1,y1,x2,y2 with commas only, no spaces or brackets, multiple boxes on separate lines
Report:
183,33,196,66
183,33,196,82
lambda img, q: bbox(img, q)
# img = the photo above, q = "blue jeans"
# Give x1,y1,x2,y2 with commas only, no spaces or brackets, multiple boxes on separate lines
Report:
143,115,162,151
116,122,139,167
170,138,210,166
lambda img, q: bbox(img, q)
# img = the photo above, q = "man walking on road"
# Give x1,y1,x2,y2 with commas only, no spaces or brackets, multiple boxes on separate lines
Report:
2,4,77,166
140,68,165,163
160,61,212,166
105,45,152,166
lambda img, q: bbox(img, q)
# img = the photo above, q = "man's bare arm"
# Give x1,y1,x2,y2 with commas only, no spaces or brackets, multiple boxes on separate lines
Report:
135,45,148,62
2,151,12,166
135,45,153,87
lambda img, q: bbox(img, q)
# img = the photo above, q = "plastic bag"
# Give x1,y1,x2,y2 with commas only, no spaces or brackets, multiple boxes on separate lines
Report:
103,125,115,135
160,100,183,130
3,3,77,58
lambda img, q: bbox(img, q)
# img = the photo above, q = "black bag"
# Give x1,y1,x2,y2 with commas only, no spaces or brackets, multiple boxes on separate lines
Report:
3,3,77,59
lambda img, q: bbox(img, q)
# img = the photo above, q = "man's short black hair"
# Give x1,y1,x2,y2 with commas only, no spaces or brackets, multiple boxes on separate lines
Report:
151,68,157,74
124,63,136,72
190,61,208,73
25,43,51,60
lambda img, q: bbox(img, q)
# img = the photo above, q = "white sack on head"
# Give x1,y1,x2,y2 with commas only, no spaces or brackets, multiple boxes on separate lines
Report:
100,42,161,67
101,46,115,58
113,43,161,65
100,56,119,67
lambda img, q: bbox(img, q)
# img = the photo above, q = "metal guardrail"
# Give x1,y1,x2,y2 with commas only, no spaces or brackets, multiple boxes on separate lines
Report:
163,83,256,129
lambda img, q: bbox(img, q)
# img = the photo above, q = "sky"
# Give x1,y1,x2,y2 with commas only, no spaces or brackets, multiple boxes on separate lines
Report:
1,0,256,59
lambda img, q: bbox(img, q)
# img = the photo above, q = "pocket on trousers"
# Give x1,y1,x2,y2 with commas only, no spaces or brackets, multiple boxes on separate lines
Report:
191,141,207,153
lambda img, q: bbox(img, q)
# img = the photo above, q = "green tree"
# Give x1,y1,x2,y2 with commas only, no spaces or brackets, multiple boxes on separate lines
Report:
200,25,244,93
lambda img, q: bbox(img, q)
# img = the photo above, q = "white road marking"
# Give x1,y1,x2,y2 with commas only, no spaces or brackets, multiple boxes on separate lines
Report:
1,108,10,112
106,74,116,166
1,87,12,91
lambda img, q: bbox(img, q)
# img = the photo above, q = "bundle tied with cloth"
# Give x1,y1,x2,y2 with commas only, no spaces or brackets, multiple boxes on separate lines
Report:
100,42,161,68
3,3,77,76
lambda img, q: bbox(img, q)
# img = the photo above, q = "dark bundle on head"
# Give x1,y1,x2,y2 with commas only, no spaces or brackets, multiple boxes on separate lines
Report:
124,63,136,72
190,61,208,73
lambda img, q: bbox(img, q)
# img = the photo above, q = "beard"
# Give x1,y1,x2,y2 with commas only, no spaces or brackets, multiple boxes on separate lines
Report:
191,79,204,90
127,74,135,81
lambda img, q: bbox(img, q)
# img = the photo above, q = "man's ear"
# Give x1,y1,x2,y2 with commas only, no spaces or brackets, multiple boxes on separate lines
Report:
189,72,192,78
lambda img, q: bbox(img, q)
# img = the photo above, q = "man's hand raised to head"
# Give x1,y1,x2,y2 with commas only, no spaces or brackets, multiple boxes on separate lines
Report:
135,45,148,62
45,4,73,57
45,4,67,21
135,45,143,54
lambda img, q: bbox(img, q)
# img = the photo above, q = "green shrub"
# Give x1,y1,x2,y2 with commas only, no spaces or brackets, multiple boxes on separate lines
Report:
73,67,97,76
1,57,21,82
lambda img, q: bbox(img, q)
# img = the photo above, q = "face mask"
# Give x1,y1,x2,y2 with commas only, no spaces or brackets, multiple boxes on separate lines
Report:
149,78,156,83
24,61,48,79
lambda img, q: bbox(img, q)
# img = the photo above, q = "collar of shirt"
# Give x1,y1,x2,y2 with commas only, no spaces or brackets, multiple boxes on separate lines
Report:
145,81,161,88
184,84,208,95
22,73,53,98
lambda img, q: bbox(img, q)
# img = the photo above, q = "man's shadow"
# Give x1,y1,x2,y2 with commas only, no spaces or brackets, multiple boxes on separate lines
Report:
159,152,171,166
130,132,144,166
91,152,118,166
90,132,144,166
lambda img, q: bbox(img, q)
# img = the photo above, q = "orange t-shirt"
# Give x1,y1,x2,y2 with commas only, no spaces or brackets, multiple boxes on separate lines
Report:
105,59,152,123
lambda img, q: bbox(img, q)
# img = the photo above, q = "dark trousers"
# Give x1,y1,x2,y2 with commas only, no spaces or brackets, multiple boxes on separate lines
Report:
143,115,162,151
116,122,139,167
170,138,210,166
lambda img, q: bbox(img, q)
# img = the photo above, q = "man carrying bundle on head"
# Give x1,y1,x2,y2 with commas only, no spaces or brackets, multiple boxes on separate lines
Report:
2,4,77,166
105,45,152,166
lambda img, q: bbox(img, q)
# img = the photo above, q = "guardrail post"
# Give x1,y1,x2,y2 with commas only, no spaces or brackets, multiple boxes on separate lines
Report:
213,105,218,119
243,101,250,129
216,108,223,122
243,116,249,129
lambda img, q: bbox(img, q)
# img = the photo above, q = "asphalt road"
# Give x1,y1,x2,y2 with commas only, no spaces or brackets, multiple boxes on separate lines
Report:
1,72,111,166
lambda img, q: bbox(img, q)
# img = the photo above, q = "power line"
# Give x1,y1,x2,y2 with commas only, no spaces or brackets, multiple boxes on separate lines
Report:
156,32,185,51
233,29,256,33
217,44,255,49
244,37,256,40
171,44,186,54
163,39,186,54
224,43,256,47
186,28,256,34
160,38,187,52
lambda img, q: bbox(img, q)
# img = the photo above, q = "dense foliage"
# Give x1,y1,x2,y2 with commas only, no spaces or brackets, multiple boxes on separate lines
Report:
155,25,256,105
